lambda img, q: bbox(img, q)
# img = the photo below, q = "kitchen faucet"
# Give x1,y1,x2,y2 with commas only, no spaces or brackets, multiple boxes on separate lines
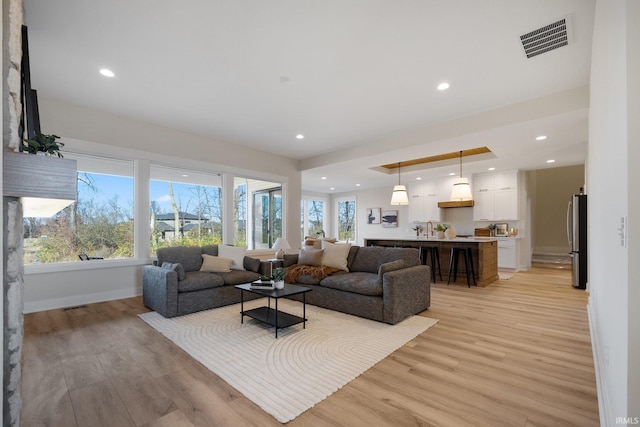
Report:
426,221,434,237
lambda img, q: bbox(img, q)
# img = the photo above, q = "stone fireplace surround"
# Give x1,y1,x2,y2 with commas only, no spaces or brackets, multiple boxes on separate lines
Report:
3,0,26,425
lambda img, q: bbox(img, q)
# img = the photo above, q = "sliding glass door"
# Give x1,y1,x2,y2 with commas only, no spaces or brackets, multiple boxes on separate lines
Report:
252,188,282,249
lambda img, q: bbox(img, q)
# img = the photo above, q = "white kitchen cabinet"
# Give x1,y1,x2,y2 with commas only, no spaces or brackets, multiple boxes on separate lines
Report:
472,171,519,220
473,190,494,221
494,189,518,220
408,183,425,223
408,181,441,222
498,238,517,269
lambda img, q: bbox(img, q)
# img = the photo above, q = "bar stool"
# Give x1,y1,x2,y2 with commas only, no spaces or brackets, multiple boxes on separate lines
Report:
447,247,476,287
420,246,443,283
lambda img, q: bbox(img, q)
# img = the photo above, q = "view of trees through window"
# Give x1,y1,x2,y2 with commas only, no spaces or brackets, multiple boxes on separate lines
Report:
301,199,324,241
337,198,356,241
150,165,223,255
24,170,135,264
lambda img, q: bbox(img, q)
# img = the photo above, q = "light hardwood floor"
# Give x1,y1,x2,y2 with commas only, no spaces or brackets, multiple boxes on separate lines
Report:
21,267,599,426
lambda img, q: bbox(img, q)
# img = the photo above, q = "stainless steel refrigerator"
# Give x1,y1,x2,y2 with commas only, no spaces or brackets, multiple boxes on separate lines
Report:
567,194,587,289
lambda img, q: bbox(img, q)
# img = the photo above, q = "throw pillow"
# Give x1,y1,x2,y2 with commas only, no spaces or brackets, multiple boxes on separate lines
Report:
321,241,351,271
217,245,246,270
161,262,186,281
200,254,233,273
298,249,323,267
243,256,261,273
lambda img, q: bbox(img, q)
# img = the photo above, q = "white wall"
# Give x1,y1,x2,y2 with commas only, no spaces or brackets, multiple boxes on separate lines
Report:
23,97,302,312
588,0,639,424
335,187,410,246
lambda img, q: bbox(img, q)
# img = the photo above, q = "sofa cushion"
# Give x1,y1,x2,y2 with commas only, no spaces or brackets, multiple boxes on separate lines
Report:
298,249,323,266
381,247,420,267
161,262,186,281
218,245,246,270
282,253,298,268
157,246,204,272
320,272,383,296
178,271,225,292
321,241,351,271
290,273,322,285
200,254,233,273
243,256,261,273
346,245,359,271
201,245,219,257
216,270,261,286
349,246,385,273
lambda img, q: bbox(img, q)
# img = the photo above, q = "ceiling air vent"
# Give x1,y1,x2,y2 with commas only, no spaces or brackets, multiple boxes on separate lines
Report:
520,17,571,59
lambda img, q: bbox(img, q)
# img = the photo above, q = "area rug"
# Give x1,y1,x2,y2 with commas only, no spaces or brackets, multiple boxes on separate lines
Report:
139,299,437,423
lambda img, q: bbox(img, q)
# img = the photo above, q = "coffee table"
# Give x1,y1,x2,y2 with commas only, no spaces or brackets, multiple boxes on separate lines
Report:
235,283,312,338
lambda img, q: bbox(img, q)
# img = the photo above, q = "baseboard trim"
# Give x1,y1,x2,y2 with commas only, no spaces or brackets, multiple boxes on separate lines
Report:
24,286,142,314
588,300,610,427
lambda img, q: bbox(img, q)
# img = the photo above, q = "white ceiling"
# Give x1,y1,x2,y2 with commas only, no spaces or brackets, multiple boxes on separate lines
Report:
24,0,595,194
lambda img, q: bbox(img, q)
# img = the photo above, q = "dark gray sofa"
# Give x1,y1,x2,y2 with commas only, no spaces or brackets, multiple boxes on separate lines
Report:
283,246,431,324
142,244,431,325
142,245,264,317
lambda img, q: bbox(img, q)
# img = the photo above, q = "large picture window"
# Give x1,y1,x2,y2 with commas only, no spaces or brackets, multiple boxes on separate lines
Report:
150,165,222,255
23,154,134,264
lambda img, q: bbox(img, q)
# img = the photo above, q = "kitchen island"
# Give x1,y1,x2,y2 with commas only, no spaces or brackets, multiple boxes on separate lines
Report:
364,237,499,287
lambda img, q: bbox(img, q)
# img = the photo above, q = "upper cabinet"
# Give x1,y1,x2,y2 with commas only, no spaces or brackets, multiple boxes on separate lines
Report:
408,179,442,222
472,171,520,221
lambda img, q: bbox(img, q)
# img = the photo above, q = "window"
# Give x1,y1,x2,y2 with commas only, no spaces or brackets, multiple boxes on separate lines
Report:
23,154,134,264
150,165,222,255
335,196,356,242
234,177,283,249
301,198,326,241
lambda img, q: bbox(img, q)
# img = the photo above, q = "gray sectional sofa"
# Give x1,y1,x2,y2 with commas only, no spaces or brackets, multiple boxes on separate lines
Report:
142,244,431,324
142,245,264,317
282,245,431,324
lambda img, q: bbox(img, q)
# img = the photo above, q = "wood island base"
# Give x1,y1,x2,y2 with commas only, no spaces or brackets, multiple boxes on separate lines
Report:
364,238,498,287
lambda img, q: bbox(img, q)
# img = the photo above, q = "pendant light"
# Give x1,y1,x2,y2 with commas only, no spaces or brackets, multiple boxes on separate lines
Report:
390,162,409,205
450,150,473,201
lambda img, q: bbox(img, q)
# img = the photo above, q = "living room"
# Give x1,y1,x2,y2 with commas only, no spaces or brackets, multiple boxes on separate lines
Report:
3,1,639,426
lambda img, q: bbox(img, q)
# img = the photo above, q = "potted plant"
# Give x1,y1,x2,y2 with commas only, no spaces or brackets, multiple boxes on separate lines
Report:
20,133,64,157
412,224,424,237
435,224,449,239
272,267,286,289
487,223,497,237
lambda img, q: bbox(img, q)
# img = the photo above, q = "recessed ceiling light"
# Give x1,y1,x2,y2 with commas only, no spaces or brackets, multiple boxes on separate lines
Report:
321,176,327,180
296,134,304,139
181,174,188,177
547,159,556,163
536,135,547,141
356,183,361,187
488,167,496,171
416,177,422,180
437,82,450,91
330,187,335,190
448,172,456,176
99,68,115,77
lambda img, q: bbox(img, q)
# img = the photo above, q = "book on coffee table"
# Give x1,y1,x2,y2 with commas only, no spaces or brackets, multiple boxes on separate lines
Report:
250,280,275,290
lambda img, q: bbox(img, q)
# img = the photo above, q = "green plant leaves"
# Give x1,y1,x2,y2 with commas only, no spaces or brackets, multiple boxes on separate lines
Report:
21,133,64,157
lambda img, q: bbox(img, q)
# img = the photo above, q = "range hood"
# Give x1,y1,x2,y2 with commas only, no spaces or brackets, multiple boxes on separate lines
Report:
438,200,474,208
